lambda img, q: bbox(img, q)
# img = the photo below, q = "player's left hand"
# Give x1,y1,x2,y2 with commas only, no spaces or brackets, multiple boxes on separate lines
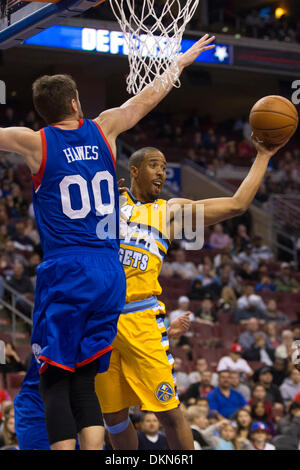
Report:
177,34,215,70
168,312,191,338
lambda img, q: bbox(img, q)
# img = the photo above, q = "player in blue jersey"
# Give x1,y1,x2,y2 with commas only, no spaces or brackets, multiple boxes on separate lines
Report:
0,34,215,450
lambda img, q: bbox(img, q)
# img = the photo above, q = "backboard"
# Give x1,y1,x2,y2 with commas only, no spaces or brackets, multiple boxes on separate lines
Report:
0,0,106,49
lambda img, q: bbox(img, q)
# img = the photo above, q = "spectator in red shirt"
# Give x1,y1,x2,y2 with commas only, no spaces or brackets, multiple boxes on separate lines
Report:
0,389,12,421
237,139,254,158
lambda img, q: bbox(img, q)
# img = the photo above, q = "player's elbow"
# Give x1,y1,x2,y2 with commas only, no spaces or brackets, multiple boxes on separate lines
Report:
231,197,248,216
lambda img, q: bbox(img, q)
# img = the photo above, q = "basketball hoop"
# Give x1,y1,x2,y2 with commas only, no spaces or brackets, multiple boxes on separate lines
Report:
108,0,200,95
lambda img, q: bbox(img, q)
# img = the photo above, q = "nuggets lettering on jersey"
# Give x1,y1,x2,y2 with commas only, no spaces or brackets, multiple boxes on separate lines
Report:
119,191,170,303
119,248,149,271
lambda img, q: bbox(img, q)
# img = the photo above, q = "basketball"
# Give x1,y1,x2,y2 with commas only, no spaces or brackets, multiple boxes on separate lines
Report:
249,95,299,146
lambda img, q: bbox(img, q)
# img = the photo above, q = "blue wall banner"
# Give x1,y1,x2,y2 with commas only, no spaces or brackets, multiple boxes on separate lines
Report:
24,25,232,65
165,164,181,194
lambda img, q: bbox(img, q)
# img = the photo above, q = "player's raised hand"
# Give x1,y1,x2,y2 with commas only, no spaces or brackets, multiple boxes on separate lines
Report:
168,312,191,338
251,133,290,159
177,34,215,70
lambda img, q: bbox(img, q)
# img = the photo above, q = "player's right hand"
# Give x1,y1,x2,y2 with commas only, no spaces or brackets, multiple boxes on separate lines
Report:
251,132,290,159
177,34,215,70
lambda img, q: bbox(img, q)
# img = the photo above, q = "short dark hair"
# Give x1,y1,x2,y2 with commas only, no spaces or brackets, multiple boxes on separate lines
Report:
218,369,230,375
32,74,78,124
128,147,162,169
197,397,209,403
140,411,156,422
289,401,300,414
252,383,265,391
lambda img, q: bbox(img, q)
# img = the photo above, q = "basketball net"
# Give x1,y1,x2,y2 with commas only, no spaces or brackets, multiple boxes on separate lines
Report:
108,0,199,95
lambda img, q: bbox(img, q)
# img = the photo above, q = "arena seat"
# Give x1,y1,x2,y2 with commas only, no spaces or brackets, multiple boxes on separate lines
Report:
160,287,187,299
192,347,228,369
218,312,235,324
169,348,192,373
248,361,265,372
190,322,216,338
0,333,12,344
5,373,25,399
219,324,240,347
159,277,190,292
189,300,203,312
160,299,178,312
0,373,4,390
184,249,226,264
0,317,11,327
16,345,32,364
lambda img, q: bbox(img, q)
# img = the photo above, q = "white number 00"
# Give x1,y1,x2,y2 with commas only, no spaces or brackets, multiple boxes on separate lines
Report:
59,170,115,219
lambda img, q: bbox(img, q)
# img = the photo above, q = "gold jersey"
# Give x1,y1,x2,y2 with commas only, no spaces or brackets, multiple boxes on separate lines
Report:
119,190,170,304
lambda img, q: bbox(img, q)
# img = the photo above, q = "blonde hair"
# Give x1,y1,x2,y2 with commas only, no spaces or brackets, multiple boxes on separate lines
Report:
185,405,206,424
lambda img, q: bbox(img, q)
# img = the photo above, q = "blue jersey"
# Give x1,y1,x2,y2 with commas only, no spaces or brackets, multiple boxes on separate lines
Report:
32,118,119,257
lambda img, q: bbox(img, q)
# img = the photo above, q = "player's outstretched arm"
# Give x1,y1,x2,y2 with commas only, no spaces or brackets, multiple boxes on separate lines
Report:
95,34,215,140
168,136,288,233
0,127,42,173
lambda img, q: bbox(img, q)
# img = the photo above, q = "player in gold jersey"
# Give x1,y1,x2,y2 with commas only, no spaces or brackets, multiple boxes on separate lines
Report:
95,138,288,450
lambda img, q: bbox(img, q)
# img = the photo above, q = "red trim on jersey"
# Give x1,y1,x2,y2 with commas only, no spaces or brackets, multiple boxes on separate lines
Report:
93,120,116,169
38,355,75,373
39,362,48,375
75,345,113,368
32,129,47,192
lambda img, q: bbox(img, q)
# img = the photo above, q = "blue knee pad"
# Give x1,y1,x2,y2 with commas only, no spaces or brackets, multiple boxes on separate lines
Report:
104,417,130,435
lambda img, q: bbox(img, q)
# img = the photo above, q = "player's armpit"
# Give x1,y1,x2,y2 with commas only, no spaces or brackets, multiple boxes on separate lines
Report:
0,127,42,173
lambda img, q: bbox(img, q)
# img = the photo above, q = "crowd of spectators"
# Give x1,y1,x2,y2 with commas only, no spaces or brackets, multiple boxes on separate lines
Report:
89,1,300,45
190,8,300,45
126,363,300,450
123,111,300,208
154,214,300,449
0,106,42,316
0,103,300,450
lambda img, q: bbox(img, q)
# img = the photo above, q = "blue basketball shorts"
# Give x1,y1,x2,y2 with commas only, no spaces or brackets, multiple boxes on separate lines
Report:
30,247,126,374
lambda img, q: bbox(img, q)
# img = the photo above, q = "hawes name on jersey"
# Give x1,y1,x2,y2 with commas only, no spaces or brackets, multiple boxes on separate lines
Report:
63,145,99,163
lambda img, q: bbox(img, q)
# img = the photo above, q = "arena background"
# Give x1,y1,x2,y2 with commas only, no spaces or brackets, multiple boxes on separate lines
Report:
0,0,300,451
